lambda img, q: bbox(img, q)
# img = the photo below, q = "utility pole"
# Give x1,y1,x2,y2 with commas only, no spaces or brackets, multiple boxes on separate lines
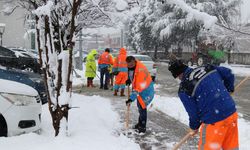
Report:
0,23,6,46
78,29,83,70
120,29,124,48
96,34,99,49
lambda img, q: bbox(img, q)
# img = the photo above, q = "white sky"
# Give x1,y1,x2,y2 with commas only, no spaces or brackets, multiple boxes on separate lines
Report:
241,0,250,23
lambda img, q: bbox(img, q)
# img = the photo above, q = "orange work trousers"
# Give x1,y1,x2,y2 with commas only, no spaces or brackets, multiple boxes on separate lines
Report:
115,72,127,86
198,112,239,150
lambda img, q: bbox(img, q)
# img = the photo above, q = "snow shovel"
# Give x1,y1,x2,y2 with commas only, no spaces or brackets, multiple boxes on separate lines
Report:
73,69,81,78
125,85,131,130
172,76,249,150
90,66,100,79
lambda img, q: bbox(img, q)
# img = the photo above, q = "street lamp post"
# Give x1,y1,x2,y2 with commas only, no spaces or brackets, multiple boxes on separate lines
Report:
0,23,6,46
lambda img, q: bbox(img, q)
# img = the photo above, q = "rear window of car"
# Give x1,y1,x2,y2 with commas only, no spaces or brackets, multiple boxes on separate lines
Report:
0,46,16,57
134,56,152,61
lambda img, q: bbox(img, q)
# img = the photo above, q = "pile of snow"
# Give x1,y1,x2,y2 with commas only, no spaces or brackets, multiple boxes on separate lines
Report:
0,94,140,150
152,94,250,150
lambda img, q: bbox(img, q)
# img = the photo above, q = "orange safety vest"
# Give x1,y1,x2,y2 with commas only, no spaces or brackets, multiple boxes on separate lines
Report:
98,52,113,65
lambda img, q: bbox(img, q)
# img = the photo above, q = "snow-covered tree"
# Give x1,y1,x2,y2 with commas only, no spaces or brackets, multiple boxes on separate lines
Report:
128,0,242,57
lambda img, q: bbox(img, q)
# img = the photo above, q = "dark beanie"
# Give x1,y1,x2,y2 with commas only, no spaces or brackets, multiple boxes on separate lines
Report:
168,60,188,78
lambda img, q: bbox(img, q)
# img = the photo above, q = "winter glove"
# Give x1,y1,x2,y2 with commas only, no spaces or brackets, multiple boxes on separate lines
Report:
125,99,132,106
126,79,131,86
188,128,198,137
113,71,120,76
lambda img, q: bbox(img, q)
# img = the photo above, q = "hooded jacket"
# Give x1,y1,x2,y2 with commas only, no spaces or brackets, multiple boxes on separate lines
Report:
113,47,128,72
85,49,97,78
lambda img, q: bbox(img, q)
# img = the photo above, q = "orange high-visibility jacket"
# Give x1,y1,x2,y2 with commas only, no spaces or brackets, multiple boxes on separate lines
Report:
113,48,127,72
98,52,113,65
132,60,152,93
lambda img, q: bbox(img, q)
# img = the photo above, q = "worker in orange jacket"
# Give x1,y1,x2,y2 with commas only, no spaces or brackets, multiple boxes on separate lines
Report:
113,47,128,96
98,48,113,90
125,56,154,133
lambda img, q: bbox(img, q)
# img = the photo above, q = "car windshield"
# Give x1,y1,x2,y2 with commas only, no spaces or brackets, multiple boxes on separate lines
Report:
134,56,153,61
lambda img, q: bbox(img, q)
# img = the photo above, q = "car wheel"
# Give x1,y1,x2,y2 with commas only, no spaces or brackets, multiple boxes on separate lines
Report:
24,67,34,72
0,115,7,137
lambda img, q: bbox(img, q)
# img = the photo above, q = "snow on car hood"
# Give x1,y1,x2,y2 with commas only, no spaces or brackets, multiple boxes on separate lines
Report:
0,79,38,96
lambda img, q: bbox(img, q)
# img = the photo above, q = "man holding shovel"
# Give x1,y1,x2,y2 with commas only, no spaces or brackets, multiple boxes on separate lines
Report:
168,59,239,150
125,56,154,133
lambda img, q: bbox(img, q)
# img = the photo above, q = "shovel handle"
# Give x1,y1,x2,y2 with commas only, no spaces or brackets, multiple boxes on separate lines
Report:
125,85,130,129
172,132,193,150
231,76,249,96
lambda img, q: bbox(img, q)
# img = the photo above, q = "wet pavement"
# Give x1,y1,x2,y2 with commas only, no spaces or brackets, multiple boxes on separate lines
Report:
73,63,250,149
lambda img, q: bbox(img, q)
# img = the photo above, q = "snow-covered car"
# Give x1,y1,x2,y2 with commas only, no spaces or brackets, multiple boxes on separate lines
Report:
8,47,35,59
0,46,41,73
0,79,42,137
132,54,158,81
0,68,48,105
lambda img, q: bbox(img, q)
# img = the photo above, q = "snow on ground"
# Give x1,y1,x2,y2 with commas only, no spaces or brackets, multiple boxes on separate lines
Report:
220,63,250,77
0,94,140,150
152,92,250,150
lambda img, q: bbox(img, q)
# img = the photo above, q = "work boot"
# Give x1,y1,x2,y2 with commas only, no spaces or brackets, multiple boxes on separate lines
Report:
104,85,109,90
133,123,146,133
87,80,90,87
90,80,95,88
137,126,146,133
120,89,125,97
114,90,118,96
133,123,140,130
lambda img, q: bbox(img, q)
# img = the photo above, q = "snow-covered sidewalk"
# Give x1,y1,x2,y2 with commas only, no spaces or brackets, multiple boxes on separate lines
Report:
152,94,250,150
0,94,140,150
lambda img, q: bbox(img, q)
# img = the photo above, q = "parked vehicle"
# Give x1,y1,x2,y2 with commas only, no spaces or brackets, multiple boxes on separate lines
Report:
0,46,41,73
132,54,158,81
0,68,47,105
9,47,38,59
0,46,47,104
0,79,42,137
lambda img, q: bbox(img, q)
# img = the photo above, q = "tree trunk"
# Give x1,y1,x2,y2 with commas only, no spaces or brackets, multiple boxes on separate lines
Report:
154,45,158,60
